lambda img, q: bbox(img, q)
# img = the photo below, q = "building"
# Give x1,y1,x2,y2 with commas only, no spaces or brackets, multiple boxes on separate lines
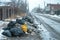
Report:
0,6,16,20
45,4,60,15
0,1,27,20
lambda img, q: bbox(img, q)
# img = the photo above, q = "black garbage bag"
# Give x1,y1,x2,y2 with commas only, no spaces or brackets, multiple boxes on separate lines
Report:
3,21,16,30
27,18,33,23
7,21,16,27
22,16,27,21
32,24,37,28
23,16,33,23
3,27,10,30
10,27,24,36
6,21,16,30
2,30,12,37
16,19,25,25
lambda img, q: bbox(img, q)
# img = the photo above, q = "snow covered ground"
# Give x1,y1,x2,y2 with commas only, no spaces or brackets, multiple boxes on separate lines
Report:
0,30,7,40
40,16,60,33
43,14,60,19
0,13,59,40
32,13,57,40
0,21,9,40
36,15,57,40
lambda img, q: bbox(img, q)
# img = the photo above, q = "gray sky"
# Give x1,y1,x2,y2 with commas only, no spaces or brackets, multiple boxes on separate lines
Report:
0,0,60,11
0,0,11,2
28,0,60,11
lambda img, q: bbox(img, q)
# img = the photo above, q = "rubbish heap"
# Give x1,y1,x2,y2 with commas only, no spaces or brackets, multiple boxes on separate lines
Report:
2,16,37,37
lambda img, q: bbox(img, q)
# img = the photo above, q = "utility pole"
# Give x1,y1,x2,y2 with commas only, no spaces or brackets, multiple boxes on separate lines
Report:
44,1,45,8
39,4,40,12
44,1,45,14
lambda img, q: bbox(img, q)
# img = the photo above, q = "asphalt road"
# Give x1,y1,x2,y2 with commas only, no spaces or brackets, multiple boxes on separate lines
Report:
31,13,60,40
40,14,60,23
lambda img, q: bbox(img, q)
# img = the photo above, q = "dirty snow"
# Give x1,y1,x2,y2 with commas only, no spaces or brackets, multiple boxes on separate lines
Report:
40,16,60,34
32,13,58,40
43,14,60,19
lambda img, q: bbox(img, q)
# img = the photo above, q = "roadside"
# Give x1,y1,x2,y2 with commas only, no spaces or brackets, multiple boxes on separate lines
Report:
0,15,41,40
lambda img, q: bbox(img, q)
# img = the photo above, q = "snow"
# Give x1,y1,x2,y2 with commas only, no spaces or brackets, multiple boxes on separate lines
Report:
40,16,60,33
0,30,4,39
31,13,58,40
43,14,60,19
0,21,5,26
0,21,9,39
48,15,60,19
0,21,4,23
5,18,17,21
0,28,7,40
33,14,56,40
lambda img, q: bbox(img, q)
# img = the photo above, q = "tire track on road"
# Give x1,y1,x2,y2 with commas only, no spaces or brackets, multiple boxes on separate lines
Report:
34,15,60,40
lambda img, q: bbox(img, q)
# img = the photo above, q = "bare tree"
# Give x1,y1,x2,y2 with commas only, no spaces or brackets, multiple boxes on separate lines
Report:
4,0,28,15
10,0,28,13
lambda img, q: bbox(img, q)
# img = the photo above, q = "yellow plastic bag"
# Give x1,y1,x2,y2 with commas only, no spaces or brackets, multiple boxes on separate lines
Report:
21,24,28,32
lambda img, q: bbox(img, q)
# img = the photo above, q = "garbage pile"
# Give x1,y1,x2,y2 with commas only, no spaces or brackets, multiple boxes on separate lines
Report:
2,16,37,37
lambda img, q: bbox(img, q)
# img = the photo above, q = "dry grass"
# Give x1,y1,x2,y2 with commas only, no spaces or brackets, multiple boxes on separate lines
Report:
4,13,26,22
9,13,26,19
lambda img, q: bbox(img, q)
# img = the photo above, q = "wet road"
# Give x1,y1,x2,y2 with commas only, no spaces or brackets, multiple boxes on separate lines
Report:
40,14,60,23
31,13,60,40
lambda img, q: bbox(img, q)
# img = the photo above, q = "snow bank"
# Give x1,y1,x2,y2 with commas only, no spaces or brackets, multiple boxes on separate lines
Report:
44,14,60,19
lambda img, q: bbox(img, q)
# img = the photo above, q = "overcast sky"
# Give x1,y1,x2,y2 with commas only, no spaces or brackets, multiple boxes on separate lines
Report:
0,0,60,11
28,0,60,11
